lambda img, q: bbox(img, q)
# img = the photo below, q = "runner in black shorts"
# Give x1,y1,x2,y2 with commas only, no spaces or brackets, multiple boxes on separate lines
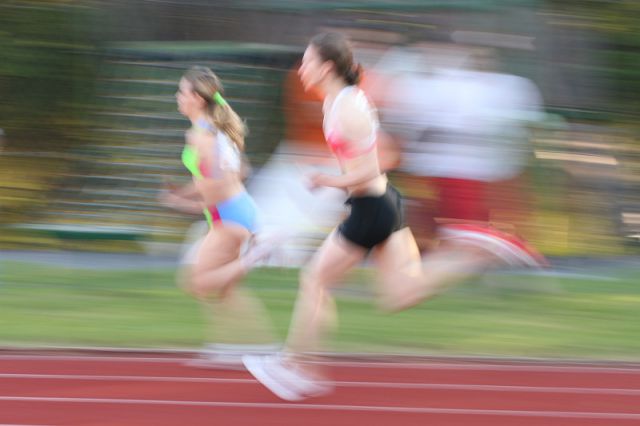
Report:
243,33,446,401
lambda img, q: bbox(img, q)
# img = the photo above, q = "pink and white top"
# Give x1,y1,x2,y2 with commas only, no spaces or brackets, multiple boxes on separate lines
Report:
322,86,379,160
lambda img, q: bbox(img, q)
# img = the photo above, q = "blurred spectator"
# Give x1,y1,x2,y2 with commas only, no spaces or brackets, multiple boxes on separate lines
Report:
372,42,544,253
282,61,327,156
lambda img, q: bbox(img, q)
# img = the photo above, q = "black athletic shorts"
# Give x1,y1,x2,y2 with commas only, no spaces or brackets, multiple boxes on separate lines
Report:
338,183,405,250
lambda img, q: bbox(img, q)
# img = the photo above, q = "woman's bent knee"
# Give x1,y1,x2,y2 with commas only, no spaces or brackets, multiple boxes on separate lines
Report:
190,272,232,299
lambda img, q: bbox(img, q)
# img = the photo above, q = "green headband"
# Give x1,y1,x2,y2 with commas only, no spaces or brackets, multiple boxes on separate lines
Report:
213,92,228,106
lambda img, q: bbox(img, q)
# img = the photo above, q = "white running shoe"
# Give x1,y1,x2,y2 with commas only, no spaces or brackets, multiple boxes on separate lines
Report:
439,224,549,269
241,230,292,269
186,343,280,370
243,354,332,401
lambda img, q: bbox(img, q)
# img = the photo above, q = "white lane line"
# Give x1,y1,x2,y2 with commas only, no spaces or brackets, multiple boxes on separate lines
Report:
1,373,640,395
0,355,186,363
0,396,639,420
1,355,639,374
319,361,640,374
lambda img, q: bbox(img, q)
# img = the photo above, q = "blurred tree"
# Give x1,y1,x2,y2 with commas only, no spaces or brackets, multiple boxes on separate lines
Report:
0,1,101,151
546,0,640,120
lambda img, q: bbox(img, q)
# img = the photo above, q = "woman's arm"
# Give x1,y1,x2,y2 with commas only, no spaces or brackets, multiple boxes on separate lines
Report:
308,153,379,189
168,180,200,200
158,182,204,214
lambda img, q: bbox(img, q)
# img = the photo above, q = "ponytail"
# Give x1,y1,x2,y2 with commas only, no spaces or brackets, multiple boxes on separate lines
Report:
345,63,363,86
209,100,246,152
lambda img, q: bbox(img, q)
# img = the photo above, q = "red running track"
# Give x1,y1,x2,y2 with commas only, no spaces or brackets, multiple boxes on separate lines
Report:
0,351,639,426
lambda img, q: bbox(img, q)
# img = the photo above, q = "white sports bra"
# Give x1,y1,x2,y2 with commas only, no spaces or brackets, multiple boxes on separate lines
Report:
322,86,379,159
194,118,241,176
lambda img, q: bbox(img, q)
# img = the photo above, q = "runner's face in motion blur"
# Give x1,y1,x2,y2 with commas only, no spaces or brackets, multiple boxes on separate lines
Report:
176,78,203,117
298,45,330,92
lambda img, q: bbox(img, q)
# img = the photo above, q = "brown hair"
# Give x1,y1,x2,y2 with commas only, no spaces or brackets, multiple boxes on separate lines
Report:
182,66,246,151
310,32,363,85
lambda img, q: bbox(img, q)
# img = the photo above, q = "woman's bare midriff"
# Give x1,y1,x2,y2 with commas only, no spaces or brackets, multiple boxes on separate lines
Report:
346,174,387,197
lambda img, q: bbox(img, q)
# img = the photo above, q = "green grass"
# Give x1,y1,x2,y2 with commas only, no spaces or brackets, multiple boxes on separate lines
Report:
1,261,639,361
